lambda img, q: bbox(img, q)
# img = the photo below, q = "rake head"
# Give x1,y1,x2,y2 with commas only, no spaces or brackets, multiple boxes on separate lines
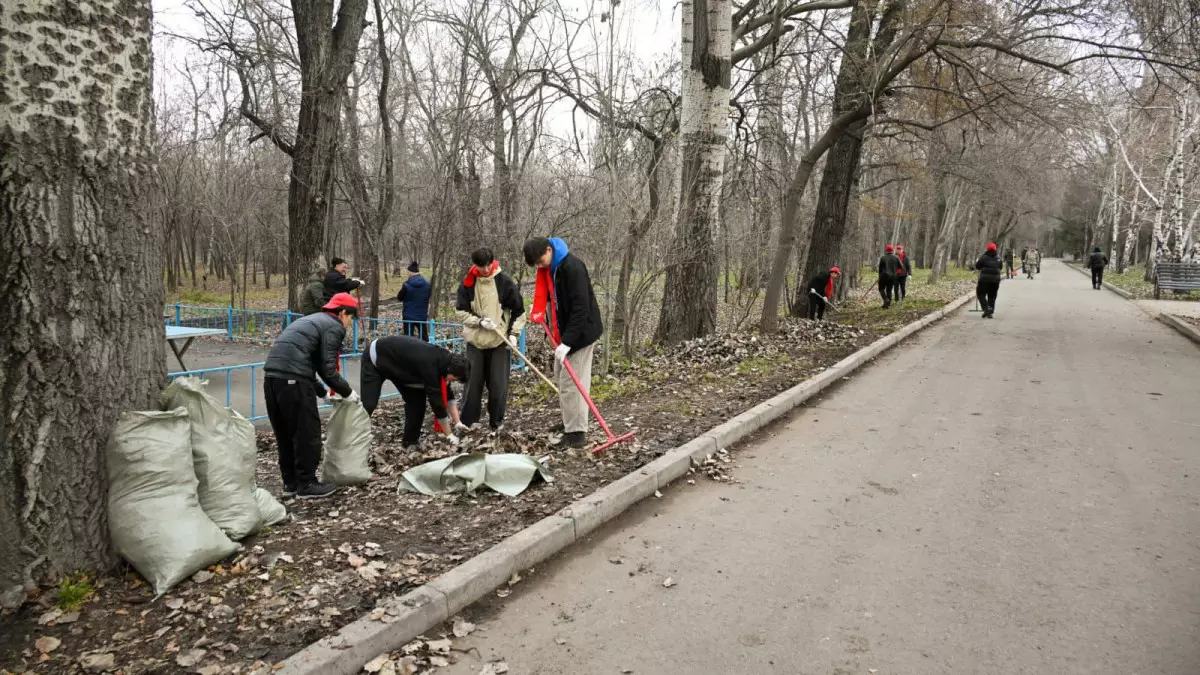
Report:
591,430,636,456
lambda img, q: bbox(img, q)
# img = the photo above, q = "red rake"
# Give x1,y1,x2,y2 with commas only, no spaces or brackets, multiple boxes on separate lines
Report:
541,322,635,455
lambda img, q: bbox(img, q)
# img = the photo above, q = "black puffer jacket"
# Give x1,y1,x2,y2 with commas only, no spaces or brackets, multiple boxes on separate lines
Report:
554,254,603,351
264,312,352,397
1088,250,1108,269
878,253,902,279
323,269,362,301
975,250,1004,283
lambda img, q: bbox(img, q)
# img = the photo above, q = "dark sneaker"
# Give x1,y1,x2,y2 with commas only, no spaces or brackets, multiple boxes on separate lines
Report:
490,424,505,436
549,422,565,434
282,483,298,497
296,482,340,500
554,431,587,449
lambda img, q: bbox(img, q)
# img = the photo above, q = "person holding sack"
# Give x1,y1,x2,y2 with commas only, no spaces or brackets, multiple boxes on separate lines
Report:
455,248,526,433
263,292,360,500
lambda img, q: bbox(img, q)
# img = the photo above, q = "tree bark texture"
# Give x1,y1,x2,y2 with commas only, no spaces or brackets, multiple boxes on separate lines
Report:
0,0,163,592
285,0,369,310
655,0,730,344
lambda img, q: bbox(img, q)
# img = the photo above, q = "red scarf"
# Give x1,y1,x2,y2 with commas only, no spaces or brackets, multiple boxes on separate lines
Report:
463,260,499,287
530,267,561,344
825,275,835,299
430,377,450,432
897,251,907,275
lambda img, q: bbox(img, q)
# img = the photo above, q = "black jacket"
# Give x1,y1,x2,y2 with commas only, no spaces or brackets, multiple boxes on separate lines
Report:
360,336,454,419
1004,251,1015,265
878,253,902,279
808,271,832,298
323,269,362,300
975,250,1004,283
1088,251,1109,269
264,312,352,397
553,254,603,351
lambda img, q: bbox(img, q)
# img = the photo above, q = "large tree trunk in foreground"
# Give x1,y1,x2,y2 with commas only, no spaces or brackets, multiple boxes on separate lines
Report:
655,0,730,344
0,0,163,596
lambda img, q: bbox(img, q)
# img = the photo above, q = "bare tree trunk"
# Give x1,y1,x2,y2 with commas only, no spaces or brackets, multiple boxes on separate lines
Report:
1,0,163,592
614,139,666,354
654,0,730,344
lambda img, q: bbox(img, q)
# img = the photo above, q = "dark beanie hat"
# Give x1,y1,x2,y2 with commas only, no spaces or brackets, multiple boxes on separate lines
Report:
407,261,420,273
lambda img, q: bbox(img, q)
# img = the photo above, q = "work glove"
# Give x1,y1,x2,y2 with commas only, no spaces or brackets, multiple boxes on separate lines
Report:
454,422,470,435
346,390,361,404
447,434,461,446
554,344,571,364
479,317,497,331
508,334,519,348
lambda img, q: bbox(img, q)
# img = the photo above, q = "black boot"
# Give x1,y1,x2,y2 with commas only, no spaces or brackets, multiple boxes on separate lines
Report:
554,431,587,449
296,481,340,500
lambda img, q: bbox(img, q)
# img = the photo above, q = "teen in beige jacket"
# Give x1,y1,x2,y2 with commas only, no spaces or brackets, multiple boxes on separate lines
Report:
455,248,526,430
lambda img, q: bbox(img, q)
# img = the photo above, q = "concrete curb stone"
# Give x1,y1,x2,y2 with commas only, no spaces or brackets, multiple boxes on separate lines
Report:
275,290,974,675
1065,261,1135,299
1157,313,1200,346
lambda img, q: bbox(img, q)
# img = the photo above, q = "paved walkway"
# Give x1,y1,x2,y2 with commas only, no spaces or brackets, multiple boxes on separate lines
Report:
445,261,1200,675
1136,299,1200,318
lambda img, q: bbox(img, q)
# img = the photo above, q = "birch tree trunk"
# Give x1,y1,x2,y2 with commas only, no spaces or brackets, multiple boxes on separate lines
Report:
1120,190,1140,273
654,0,730,344
1,0,163,594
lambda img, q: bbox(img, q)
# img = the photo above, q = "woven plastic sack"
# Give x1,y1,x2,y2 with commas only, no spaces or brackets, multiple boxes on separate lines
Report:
161,377,262,539
107,409,238,595
323,398,372,485
253,488,289,526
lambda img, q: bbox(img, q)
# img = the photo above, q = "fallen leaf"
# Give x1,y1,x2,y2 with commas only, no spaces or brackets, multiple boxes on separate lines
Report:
35,636,61,653
338,543,354,555
56,611,80,624
176,648,207,667
80,652,115,671
197,666,223,675
429,655,450,667
347,554,366,568
165,598,184,610
192,570,214,584
554,637,567,646
495,589,511,598
654,490,663,498
508,572,522,586
37,610,62,625
426,638,452,655
480,662,509,675
662,577,676,588
608,558,623,565
452,617,476,637
357,566,382,582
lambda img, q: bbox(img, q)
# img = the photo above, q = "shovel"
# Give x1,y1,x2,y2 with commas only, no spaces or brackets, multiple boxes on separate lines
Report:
540,322,635,456
490,326,558,394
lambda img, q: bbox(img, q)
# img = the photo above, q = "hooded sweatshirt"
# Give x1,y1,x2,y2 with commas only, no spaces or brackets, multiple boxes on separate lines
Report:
455,262,527,349
530,238,603,350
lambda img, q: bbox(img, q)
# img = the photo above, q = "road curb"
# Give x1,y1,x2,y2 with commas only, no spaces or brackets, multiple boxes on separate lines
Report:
1157,313,1200,346
1065,262,1135,299
275,291,974,675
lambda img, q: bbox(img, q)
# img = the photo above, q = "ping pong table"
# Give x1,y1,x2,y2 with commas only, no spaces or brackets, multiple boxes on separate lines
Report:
166,325,226,370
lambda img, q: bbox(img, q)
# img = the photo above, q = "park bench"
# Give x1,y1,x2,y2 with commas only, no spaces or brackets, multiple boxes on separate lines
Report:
1154,261,1200,299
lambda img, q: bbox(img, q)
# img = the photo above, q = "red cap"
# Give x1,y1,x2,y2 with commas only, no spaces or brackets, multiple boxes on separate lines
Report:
830,266,841,274
986,242,997,251
322,292,359,311
885,244,894,253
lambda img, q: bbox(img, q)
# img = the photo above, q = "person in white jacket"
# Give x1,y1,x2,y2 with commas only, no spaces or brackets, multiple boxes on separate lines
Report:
455,248,526,432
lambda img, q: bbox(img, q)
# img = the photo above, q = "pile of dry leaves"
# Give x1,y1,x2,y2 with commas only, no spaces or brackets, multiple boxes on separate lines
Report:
0,296,961,675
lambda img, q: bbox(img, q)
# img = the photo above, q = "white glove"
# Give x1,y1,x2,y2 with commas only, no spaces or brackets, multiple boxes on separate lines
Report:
447,434,460,446
346,390,361,403
508,335,519,348
454,422,470,434
554,344,571,363
479,317,497,331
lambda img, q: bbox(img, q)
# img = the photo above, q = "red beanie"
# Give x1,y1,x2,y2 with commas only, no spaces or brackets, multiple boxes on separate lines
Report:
885,244,894,253
986,242,997,251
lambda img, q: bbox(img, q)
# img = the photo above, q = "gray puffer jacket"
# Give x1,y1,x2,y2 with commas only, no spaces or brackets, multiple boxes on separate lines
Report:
264,312,353,397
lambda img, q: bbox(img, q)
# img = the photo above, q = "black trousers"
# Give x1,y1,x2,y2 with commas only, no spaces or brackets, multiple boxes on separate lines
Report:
977,280,999,312
398,385,428,445
264,377,322,486
895,275,907,299
462,344,510,428
879,277,894,306
808,295,826,320
403,320,429,342
1091,267,1104,288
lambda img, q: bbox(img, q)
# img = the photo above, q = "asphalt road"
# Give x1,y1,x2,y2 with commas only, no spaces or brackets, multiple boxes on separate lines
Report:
444,261,1200,675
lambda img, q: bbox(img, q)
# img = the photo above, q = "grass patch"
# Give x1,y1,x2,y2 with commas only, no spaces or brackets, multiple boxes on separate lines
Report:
590,376,651,404
56,572,95,611
736,355,787,375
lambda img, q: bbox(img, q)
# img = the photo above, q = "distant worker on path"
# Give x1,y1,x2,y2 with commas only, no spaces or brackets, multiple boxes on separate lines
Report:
263,292,360,500
1088,247,1109,290
1004,249,1015,280
323,257,365,301
877,244,903,308
1033,248,1043,274
524,236,604,449
895,245,912,300
299,268,328,315
806,266,841,321
397,261,432,341
975,242,1003,319
456,248,527,433
360,335,469,451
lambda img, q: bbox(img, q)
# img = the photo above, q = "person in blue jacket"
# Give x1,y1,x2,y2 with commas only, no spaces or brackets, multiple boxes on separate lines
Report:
397,261,432,341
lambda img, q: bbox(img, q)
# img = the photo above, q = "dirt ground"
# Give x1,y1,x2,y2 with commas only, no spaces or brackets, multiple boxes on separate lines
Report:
0,280,971,675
